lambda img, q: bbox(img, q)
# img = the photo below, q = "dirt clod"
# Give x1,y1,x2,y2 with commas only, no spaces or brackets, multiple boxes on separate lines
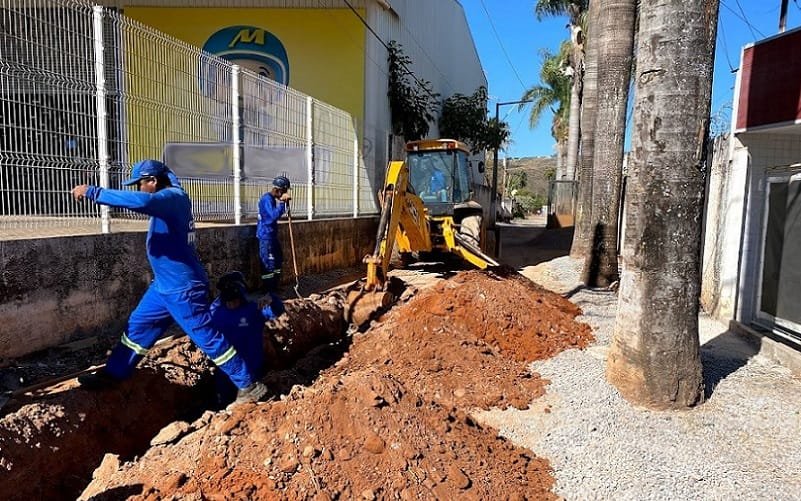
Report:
447,464,471,489
150,421,190,446
363,430,386,454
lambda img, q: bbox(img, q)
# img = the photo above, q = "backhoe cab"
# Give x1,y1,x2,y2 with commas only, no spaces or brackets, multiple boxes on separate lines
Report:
346,139,498,326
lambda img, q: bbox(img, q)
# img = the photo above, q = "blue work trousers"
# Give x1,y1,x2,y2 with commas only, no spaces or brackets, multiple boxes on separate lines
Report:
259,236,283,292
105,283,255,389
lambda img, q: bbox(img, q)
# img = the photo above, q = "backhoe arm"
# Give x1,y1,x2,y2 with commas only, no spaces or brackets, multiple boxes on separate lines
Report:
364,160,431,291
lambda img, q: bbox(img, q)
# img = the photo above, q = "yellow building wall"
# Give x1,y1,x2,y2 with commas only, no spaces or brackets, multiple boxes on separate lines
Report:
124,7,365,124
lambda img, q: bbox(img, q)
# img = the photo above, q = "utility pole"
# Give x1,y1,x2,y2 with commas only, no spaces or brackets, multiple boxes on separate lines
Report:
502,156,508,199
780,0,789,32
491,99,533,258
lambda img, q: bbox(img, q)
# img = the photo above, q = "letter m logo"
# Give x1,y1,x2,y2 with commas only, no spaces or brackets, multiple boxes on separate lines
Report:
228,29,265,48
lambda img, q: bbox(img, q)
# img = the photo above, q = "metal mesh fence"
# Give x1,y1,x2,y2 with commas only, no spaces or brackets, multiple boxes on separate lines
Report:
313,99,359,217
239,70,308,220
0,1,101,231
1,0,378,239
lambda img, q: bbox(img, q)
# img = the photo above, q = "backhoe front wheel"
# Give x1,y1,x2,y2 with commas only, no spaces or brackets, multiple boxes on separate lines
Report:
459,214,482,248
390,244,416,267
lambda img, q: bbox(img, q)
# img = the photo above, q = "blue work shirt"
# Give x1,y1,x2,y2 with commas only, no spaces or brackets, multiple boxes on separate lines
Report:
430,169,447,192
210,298,265,378
84,185,208,293
256,192,286,240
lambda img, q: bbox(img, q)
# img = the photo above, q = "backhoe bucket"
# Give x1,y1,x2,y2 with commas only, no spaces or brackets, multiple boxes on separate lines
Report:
345,289,393,327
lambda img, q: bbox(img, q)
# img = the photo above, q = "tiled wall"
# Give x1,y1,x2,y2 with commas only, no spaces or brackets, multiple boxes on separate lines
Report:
736,132,801,324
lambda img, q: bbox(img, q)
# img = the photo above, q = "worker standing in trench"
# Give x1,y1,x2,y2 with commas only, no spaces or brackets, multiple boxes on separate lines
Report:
70,159,268,405
210,271,267,407
257,175,292,318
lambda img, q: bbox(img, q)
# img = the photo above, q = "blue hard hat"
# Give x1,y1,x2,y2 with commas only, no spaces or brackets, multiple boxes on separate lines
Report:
272,175,290,190
123,160,170,186
217,271,248,301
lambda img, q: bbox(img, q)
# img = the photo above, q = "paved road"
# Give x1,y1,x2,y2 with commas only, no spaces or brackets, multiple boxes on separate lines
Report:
498,221,574,270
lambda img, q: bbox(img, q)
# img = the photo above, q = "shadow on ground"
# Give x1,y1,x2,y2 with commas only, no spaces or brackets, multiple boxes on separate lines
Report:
701,329,760,399
500,225,574,269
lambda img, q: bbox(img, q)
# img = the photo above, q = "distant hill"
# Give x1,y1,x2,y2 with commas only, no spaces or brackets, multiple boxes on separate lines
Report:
503,156,556,199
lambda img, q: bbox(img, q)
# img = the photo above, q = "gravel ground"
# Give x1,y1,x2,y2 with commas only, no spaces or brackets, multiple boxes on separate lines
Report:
478,256,801,501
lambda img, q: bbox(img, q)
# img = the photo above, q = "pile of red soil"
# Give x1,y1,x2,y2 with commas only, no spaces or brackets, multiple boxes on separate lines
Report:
387,269,592,363
80,270,591,500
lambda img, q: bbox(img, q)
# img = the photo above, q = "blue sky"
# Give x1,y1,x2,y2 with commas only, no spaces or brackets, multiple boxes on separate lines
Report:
459,0,801,159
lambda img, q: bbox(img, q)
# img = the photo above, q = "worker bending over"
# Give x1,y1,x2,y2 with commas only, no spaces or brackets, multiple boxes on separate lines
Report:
210,271,266,407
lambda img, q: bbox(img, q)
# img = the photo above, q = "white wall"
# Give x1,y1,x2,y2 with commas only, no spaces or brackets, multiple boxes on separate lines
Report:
702,135,745,320
365,0,487,178
706,132,801,325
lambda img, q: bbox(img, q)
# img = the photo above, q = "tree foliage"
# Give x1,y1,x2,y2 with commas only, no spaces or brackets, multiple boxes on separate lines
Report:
513,190,547,217
520,42,573,143
481,117,511,152
506,171,527,193
534,0,588,23
387,41,440,141
439,86,510,152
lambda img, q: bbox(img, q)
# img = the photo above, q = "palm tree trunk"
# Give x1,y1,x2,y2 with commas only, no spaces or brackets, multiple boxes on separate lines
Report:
582,0,637,287
606,0,719,409
565,73,582,180
564,26,583,181
555,141,565,179
570,0,600,259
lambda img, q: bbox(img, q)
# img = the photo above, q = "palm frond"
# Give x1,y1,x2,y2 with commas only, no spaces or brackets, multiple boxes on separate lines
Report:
534,0,588,24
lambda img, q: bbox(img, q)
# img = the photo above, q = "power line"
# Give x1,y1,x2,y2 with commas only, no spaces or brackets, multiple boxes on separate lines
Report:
313,0,394,106
317,0,389,78
721,0,766,39
341,0,390,51
502,106,517,122
340,0,441,102
477,0,528,92
511,103,531,136
395,21,459,96
718,18,736,72
505,102,532,155
734,0,763,38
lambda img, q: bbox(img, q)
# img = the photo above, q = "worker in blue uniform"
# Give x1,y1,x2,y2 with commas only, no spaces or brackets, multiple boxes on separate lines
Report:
210,271,266,406
70,159,267,405
257,176,291,318
429,168,448,202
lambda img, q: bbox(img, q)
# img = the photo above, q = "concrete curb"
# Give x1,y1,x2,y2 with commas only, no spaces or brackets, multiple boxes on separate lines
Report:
729,320,801,376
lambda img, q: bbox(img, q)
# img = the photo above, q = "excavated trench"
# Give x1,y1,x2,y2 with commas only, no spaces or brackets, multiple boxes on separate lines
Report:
0,286,369,501
1,268,594,500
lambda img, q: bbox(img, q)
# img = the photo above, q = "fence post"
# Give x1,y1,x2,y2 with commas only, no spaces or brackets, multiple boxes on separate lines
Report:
353,135,359,218
231,65,242,225
306,96,313,220
92,6,110,234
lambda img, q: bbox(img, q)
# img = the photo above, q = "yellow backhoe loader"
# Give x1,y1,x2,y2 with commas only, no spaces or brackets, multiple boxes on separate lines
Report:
346,139,499,325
